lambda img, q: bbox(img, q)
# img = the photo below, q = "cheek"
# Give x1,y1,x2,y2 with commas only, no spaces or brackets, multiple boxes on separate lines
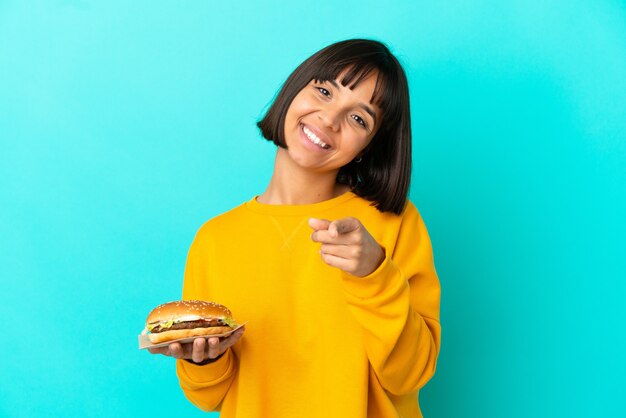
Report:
347,131,374,154
286,93,314,121
336,135,371,164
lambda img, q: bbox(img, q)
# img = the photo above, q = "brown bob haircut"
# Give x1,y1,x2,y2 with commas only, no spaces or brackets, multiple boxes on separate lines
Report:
257,39,411,215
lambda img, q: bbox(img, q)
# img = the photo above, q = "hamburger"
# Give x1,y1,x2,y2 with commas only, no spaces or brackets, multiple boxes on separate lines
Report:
144,300,238,344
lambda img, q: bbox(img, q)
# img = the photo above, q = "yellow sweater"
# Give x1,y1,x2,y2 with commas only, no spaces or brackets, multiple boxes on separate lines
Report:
176,192,441,417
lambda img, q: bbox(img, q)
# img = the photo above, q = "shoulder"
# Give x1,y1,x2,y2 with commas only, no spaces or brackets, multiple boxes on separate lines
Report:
347,193,421,223
192,201,251,243
336,195,423,242
398,200,430,236
400,199,422,223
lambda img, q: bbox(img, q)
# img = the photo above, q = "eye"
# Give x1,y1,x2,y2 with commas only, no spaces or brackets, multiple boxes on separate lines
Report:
316,87,330,96
351,114,368,130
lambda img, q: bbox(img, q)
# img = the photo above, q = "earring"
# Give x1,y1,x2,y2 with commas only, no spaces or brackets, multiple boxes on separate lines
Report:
354,157,362,163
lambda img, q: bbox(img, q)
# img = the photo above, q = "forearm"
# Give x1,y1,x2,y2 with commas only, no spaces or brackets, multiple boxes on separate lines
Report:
176,347,237,411
342,256,441,395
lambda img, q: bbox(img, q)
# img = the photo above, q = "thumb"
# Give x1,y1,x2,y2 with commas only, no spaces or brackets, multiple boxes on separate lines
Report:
329,217,360,237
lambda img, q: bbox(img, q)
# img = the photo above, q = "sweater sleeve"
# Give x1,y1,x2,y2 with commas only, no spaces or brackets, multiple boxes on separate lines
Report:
341,203,441,396
175,230,238,411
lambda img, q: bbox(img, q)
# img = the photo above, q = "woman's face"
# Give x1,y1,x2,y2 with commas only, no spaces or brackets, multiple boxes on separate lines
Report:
281,70,383,175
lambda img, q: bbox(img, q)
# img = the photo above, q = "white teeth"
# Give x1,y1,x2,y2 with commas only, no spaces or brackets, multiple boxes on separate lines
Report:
302,125,330,149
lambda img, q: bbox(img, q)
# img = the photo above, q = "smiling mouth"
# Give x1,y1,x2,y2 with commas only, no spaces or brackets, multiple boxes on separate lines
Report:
302,125,331,149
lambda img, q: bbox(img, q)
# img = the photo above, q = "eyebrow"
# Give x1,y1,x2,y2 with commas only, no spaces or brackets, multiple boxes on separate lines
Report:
327,79,378,126
359,104,378,126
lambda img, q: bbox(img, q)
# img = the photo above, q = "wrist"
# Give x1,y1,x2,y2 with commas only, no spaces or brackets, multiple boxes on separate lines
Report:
184,351,226,366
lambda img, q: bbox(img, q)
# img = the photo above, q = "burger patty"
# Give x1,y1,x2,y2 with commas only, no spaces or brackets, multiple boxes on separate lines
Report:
151,319,226,333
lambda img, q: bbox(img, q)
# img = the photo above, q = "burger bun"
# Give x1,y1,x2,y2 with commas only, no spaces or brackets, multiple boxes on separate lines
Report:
148,326,234,344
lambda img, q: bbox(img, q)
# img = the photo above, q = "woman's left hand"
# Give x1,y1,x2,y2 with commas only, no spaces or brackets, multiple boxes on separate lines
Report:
309,217,385,277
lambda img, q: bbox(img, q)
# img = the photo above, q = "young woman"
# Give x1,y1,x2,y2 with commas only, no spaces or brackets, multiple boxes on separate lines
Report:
150,39,441,417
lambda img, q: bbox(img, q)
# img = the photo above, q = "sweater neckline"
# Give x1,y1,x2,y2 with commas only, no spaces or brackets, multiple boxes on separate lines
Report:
245,191,357,215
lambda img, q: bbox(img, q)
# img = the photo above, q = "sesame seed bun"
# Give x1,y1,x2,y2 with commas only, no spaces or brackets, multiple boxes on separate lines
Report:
145,300,236,344
147,300,233,324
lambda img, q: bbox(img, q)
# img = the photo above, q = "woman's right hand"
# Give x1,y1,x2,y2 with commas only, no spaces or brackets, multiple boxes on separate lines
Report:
148,326,245,364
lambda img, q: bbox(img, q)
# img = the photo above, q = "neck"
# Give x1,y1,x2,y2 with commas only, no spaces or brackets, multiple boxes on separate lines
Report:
258,149,350,205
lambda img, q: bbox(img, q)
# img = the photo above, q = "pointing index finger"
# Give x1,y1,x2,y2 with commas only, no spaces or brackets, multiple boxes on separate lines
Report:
308,217,331,231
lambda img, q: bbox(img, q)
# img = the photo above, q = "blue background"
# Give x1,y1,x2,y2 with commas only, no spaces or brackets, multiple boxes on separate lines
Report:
1,1,625,417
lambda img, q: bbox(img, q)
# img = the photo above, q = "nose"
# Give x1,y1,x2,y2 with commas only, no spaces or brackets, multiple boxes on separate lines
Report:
317,105,341,132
